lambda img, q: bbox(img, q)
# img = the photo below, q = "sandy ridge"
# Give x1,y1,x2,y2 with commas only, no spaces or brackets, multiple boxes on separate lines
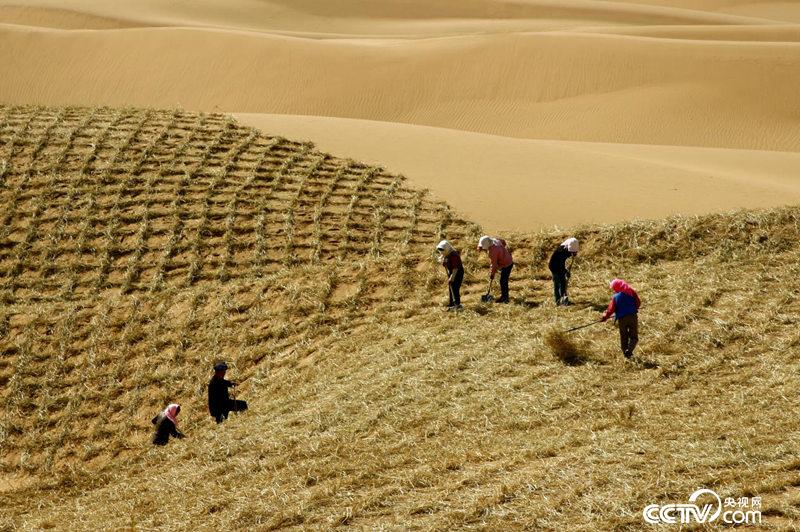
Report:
0,0,794,34
235,113,800,231
1,23,798,151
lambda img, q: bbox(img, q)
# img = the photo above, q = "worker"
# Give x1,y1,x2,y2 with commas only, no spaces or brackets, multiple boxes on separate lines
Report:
208,362,248,423
601,279,641,359
549,237,579,306
151,403,184,445
437,240,463,310
477,236,513,303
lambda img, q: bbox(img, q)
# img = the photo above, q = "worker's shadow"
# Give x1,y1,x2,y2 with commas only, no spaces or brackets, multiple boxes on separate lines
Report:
630,356,659,369
581,301,609,312
516,299,541,309
473,304,491,316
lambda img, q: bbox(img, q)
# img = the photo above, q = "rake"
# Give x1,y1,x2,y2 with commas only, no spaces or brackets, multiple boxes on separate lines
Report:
563,319,602,333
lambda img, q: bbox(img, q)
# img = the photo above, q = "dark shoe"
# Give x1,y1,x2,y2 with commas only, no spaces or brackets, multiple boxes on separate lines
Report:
624,351,633,359
496,297,509,304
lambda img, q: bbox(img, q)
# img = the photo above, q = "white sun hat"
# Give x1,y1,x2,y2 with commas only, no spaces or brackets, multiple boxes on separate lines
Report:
562,237,579,253
477,235,493,250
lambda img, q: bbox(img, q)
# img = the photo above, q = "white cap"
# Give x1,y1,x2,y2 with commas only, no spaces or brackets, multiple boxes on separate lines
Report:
562,237,579,253
478,235,493,250
437,240,449,251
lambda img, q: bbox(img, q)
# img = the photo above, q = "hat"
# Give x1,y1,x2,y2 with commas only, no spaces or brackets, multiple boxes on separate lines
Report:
477,235,493,250
213,362,228,371
610,279,634,295
436,240,449,251
562,237,579,253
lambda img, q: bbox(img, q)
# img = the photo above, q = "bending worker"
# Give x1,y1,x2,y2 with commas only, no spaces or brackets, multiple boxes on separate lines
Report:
208,362,248,424
549,237,579,306
151,403,184,445
601,279,641,359
437,240,464,310
477,235,514,303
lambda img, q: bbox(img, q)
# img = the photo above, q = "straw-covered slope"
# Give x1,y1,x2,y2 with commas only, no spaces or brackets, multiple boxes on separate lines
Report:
0,104,479,474
3,106,800,529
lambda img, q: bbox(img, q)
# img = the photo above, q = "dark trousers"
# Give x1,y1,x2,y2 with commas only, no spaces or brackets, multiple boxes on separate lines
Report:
552,269,568,303
213,399,248,423
498,264,513,302
618,314,639,356
448,268,463,306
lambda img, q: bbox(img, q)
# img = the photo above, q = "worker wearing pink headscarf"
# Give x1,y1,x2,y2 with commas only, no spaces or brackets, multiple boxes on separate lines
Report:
601,279,641,359
151,403,185,445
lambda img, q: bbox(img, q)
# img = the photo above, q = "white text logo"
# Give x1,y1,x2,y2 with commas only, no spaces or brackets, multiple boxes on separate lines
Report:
643,489,762,526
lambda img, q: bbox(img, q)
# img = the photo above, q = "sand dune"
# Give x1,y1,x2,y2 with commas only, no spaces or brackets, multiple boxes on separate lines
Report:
1,24,798,150
1,0,799,230
576,23,800,41
0,6,147,29
1,0,792,33
236,113,800,230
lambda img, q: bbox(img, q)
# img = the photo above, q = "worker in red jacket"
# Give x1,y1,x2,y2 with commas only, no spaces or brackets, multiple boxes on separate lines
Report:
601,279,641,358
477,235,513,303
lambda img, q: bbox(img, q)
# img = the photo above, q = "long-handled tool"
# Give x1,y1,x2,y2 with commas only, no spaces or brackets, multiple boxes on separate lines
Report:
441,260,459,309
566,255,578,285
231,383,238,414
568,254,579,273
563,319,602,333
561,255,579,305
481,277,494,303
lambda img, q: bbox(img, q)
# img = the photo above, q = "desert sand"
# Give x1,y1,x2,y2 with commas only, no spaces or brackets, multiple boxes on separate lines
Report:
235,113,800,229
1,0,799,230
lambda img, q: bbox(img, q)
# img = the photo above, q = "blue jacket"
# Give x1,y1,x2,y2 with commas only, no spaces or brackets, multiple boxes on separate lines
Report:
609,292,639,320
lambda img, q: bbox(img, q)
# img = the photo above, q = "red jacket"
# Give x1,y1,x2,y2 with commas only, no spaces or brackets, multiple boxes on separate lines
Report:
488,239,513,277
442,251,463,275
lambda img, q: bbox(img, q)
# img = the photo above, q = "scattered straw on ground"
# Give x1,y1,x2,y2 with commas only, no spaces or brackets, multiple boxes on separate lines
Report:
2,105,800,529
544,329,588,366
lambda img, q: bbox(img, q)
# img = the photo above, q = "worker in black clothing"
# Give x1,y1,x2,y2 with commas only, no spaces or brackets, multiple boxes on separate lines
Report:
549,237,579,306
208,362,248,424
151,403,184,445
437,240,464,310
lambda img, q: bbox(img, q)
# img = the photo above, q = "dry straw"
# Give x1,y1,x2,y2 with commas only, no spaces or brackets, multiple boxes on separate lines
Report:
1,104,800,529
544,329,587,366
